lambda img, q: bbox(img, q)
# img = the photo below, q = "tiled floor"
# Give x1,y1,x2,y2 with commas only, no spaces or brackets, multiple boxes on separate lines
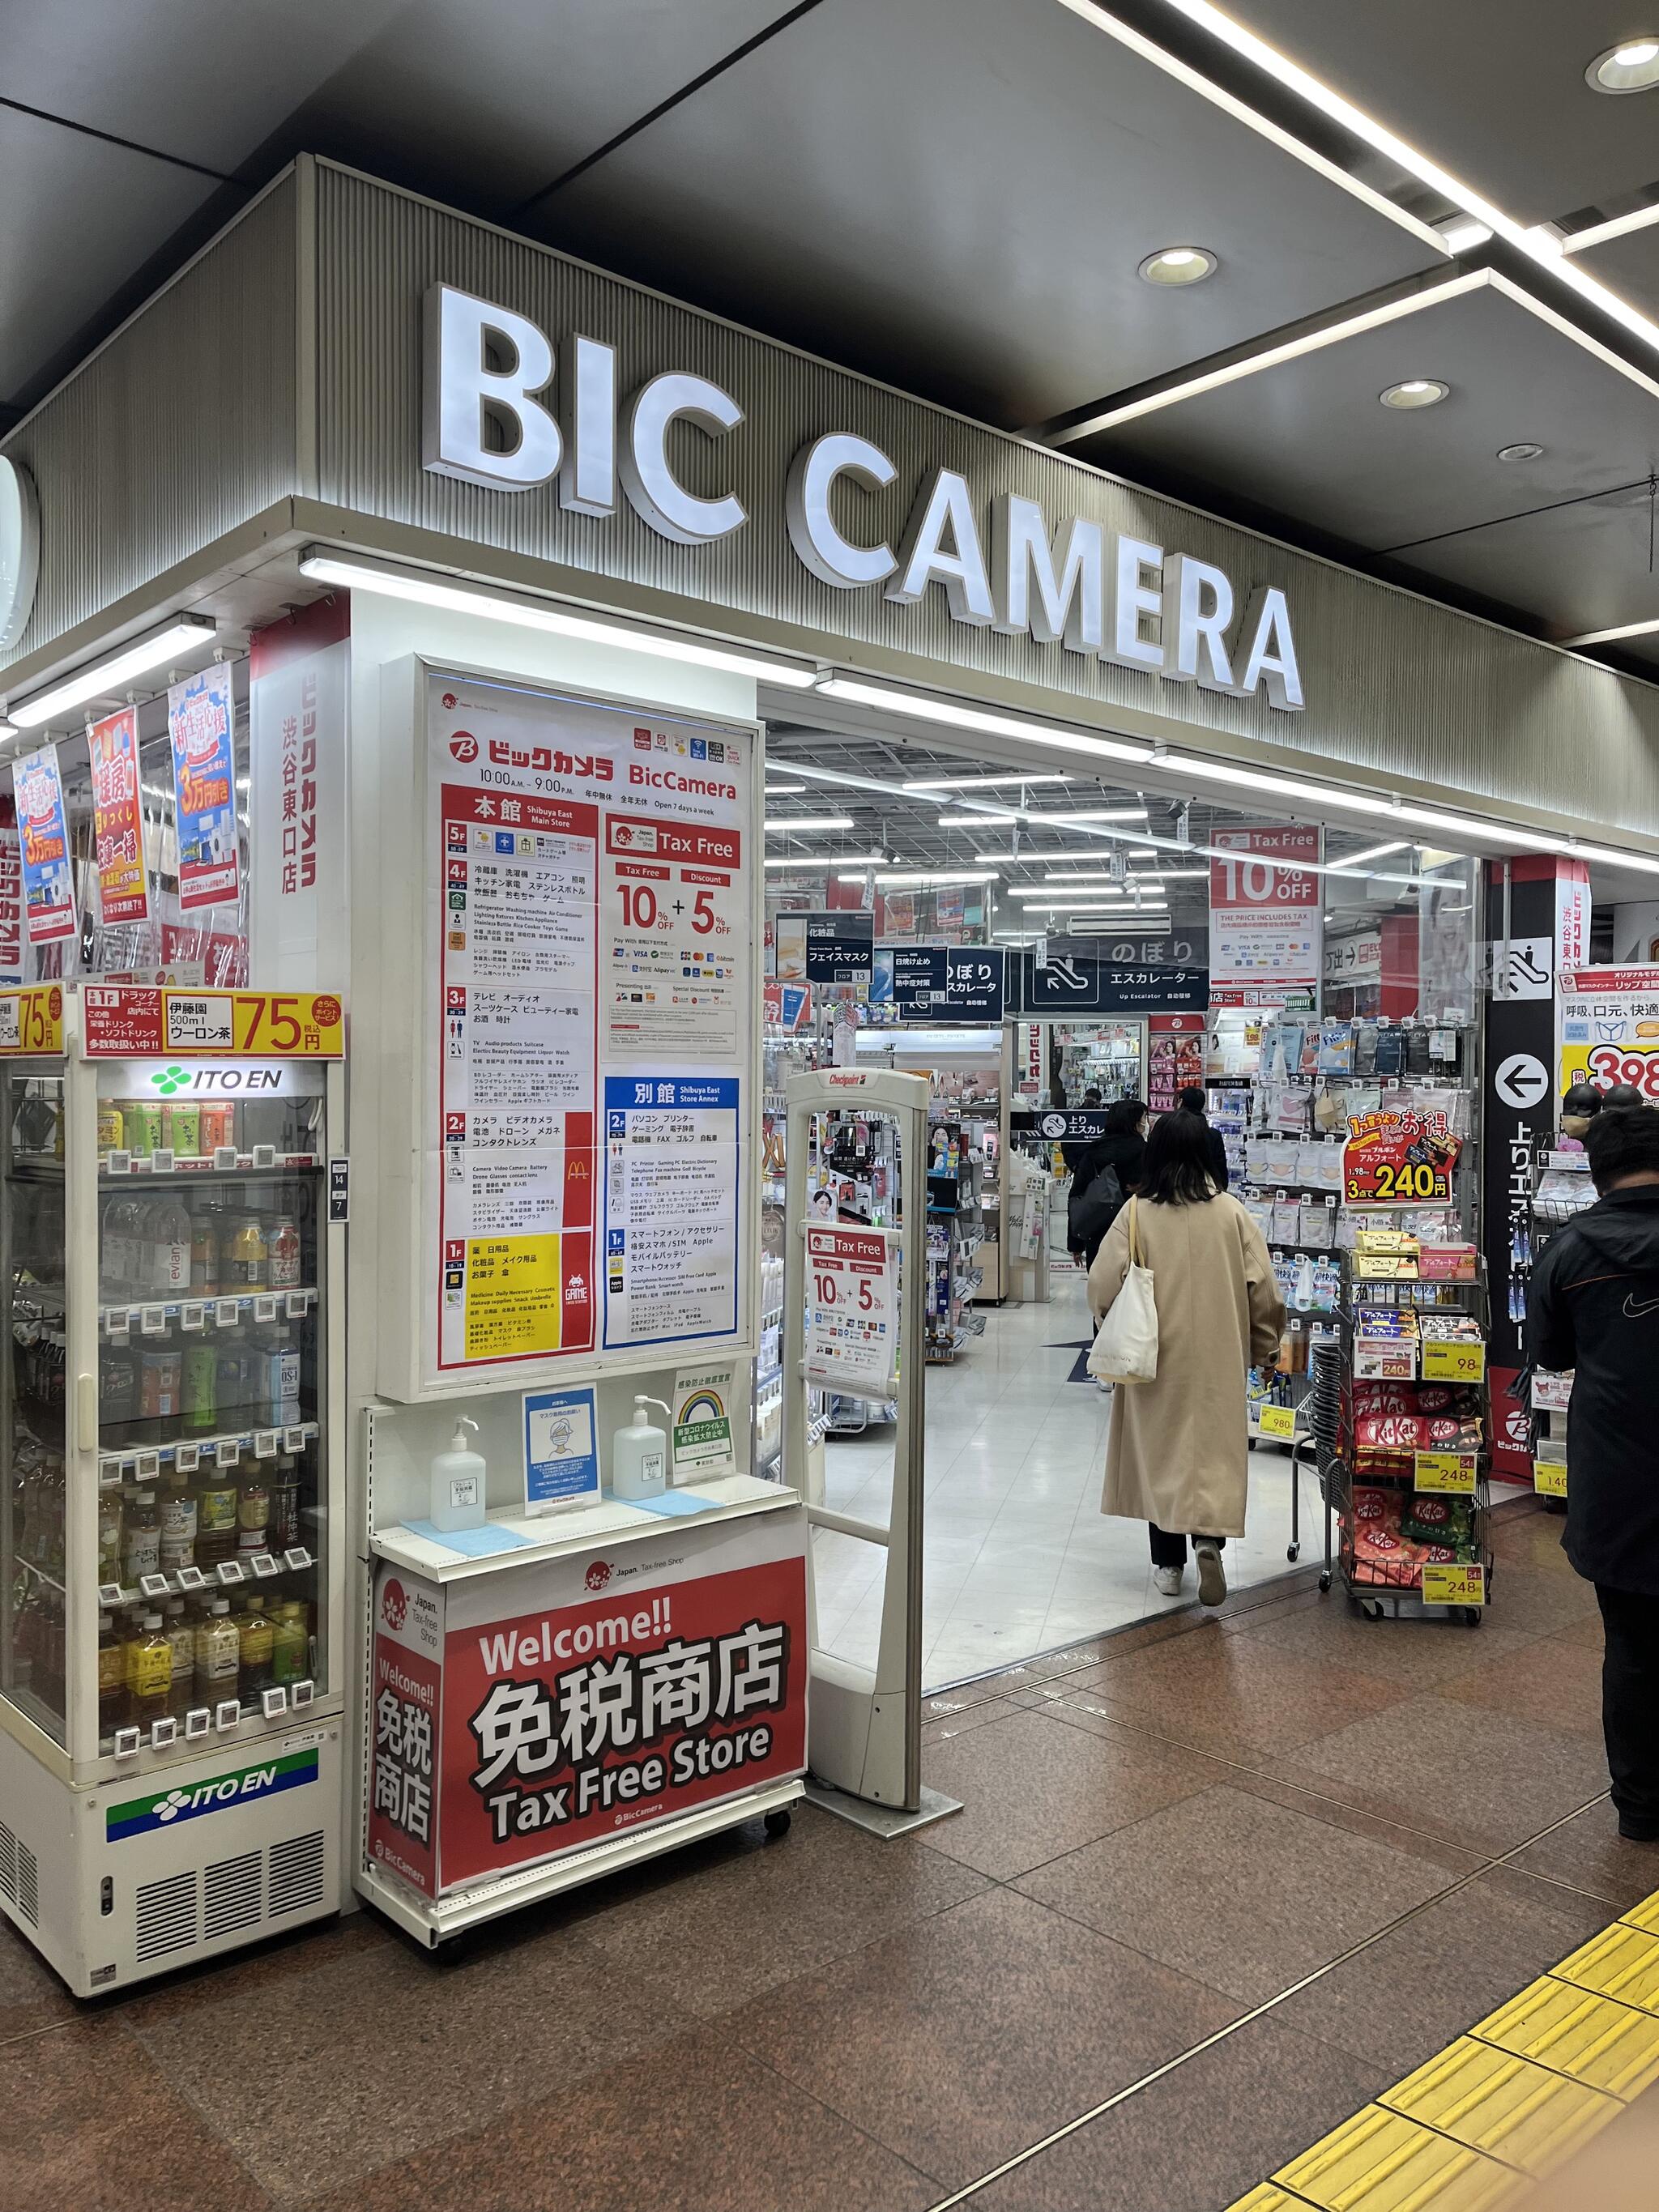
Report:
815,1274,1320,1688
4,1494,1652,2211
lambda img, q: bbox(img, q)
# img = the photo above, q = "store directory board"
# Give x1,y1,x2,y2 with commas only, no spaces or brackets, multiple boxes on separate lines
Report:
422,671,754,1387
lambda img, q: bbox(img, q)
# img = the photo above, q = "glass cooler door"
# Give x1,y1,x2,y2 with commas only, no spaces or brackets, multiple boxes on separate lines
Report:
88,1060,332,1757
2,1061,70,1747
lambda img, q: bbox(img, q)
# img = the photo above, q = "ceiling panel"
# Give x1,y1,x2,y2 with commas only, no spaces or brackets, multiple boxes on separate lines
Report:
1081,280,1659,594
1226,0,1659,225
1572,224,1659,326
0,104,218,404
537,0,1442,428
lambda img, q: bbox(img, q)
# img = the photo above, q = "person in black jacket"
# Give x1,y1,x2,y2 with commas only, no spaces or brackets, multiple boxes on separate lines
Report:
1068,1097,1147,1268
1176,1085,1230,1191
1527,1106,1659,1841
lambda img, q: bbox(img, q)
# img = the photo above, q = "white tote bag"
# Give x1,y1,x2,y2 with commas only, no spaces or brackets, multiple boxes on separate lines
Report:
1086,1197,1159,1384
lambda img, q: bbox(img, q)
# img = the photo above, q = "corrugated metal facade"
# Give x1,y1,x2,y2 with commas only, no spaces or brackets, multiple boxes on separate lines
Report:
6,159,1658,838
0,173,300,676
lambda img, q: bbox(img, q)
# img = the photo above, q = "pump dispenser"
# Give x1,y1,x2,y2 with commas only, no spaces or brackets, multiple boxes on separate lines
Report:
611,1396,672,1501
430,1416,487,1531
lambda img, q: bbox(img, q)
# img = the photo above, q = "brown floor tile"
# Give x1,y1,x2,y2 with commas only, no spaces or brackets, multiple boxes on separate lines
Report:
0,2017,274,2211
308,2023,936,2212
1486,1559,1602,1633
0,1917,76,2045
1506,1798,1659,1909
127,1916,690,2200
1553,1610,1608,1652
1230,1592,1546,1692
919,1705,1230,1881
1064,1624,1410,1758
923,1692,1033,1742
1269,1865,1616,2078
117,1907,393,2027
574,1800,987,2016
967,2012,1384,2212
1013,1782,1462,2005
1434,1632,1605,1735
724,1885,1241,2189
1273,1692,1614,1853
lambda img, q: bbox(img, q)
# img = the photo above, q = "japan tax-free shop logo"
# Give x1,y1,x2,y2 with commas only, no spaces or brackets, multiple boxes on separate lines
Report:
423,285,1303,710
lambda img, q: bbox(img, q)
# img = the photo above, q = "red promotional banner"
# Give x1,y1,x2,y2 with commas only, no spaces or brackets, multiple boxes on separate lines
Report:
1209,824,1321,1005
369,1515,808,1897
89,708,150,926
1344,1107,1462,1207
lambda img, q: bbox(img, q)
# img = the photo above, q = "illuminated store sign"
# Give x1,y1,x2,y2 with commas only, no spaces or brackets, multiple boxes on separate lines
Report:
423,286,1303,711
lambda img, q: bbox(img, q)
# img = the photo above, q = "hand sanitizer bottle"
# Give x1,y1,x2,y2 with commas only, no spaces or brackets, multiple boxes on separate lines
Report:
430,1416,486,1532
611,1396,671,1500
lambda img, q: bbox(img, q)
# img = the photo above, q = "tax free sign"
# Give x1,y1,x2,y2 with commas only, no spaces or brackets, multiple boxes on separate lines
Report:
424,287,1304,711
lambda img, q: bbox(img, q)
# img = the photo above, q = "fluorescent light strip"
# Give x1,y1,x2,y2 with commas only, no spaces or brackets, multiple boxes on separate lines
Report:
814,676,1156,766
767,852,885,870
937,811,1021,826
764,816,855,833
762,780,807,795
1100,0,1659,373
1054,273,1485,439
1563,615,1659,647
1563,201,1659,255
298,550,819,688
903,773,1073,791
1332,840,1410,867
7,615,217,729
849,870,999,888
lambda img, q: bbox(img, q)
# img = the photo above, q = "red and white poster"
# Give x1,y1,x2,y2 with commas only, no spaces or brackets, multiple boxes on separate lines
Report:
368,1508,808,1896
804,1225,898,1393
89,707,150,927
1147,1012,1205,1114
167,663,240,912
12,744,75,947
1208,825,1321,1008
249,596,349,988
428,675,751,1380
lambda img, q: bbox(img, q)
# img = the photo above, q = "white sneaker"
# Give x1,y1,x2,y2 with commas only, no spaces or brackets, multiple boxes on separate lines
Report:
1194,1541,1227,1608
1153,1566,1183,1597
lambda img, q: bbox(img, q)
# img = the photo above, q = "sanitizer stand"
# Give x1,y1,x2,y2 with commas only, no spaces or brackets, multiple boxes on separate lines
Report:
784,1069,960,1836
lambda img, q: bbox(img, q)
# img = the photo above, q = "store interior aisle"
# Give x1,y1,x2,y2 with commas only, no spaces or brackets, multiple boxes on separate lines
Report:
815,1273,1315,1689
2,1496,1651,2212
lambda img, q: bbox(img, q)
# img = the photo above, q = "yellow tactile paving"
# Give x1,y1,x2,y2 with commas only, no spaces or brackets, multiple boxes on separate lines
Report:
1378,2035,1618,2175
1473,1974,1659,2101
1222,2189,1313,2212
1273,2104,1526,2211
1615,1888,1659,1935
1551,1921,1659,2014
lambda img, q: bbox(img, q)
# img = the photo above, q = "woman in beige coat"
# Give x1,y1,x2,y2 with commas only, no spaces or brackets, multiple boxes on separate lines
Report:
1088,1110,1285,1607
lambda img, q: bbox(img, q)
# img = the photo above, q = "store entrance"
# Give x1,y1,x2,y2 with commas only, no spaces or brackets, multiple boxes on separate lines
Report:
759,688,1494,1686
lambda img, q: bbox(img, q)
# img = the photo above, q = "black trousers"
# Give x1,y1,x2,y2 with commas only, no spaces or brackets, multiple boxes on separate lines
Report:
1596,1585,1659,1831
1148,1524,1227,1570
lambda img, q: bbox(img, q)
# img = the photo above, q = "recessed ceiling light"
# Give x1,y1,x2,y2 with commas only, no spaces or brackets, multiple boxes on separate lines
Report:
1380,378,1450,409
1589,39,1659,92
1138,245,1218,286
1497,442,1545,462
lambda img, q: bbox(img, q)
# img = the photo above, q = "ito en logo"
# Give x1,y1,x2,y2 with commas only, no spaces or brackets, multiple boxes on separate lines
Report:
382,1577,408,1630
155,1788,194,1824
584,1560,612,1592
149,1065,190,1094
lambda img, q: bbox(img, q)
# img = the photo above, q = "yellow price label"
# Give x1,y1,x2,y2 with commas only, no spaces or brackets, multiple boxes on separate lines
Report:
157,989,345,1058
1414,1451,1478,1494
0,985,64,1056
1422,1561,1485,1607
1533,1460,1568,1498
1256,1404,1297,1439
1422,1339,1486,1383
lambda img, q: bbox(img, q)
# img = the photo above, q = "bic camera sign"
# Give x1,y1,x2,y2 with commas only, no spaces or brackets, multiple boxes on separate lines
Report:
424,286,1303,710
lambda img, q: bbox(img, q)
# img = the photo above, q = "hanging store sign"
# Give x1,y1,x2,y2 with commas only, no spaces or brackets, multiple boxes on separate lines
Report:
89,707,150,927
423,284,1304,710
167,664,240,912
1209,825,1321,1005
11,743,75,945
1017,955,1207,1014
945,947,1005,1021
783,910,872,990
368,1511,807,1897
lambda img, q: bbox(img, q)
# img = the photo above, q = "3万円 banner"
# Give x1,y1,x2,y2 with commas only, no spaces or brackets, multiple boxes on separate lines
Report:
11,744,75,946
168,664,240,910
369,1510,808,1895
89,707,150,926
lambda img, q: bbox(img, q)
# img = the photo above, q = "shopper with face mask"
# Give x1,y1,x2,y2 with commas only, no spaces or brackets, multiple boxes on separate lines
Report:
1528,1106,1659,1841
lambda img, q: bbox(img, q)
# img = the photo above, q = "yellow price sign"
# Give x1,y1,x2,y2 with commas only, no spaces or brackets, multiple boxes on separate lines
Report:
0,985,64,1056
1533,1460,1568,1498
1414,1451,1478,1494
162,990,345,1058
1422,1339,1486,1383
1256,1404,1297,1440
1422,1561,1486,1607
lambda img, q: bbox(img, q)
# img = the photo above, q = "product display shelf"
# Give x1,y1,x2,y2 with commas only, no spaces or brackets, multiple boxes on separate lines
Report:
1524,1148,1589,1498
1328,1251,1493,1625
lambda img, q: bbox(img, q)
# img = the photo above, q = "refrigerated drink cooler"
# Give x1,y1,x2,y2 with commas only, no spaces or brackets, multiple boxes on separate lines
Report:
0,985,346,1993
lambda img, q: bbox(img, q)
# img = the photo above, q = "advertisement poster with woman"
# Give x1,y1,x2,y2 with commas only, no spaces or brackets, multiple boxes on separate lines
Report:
11,742,75,946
